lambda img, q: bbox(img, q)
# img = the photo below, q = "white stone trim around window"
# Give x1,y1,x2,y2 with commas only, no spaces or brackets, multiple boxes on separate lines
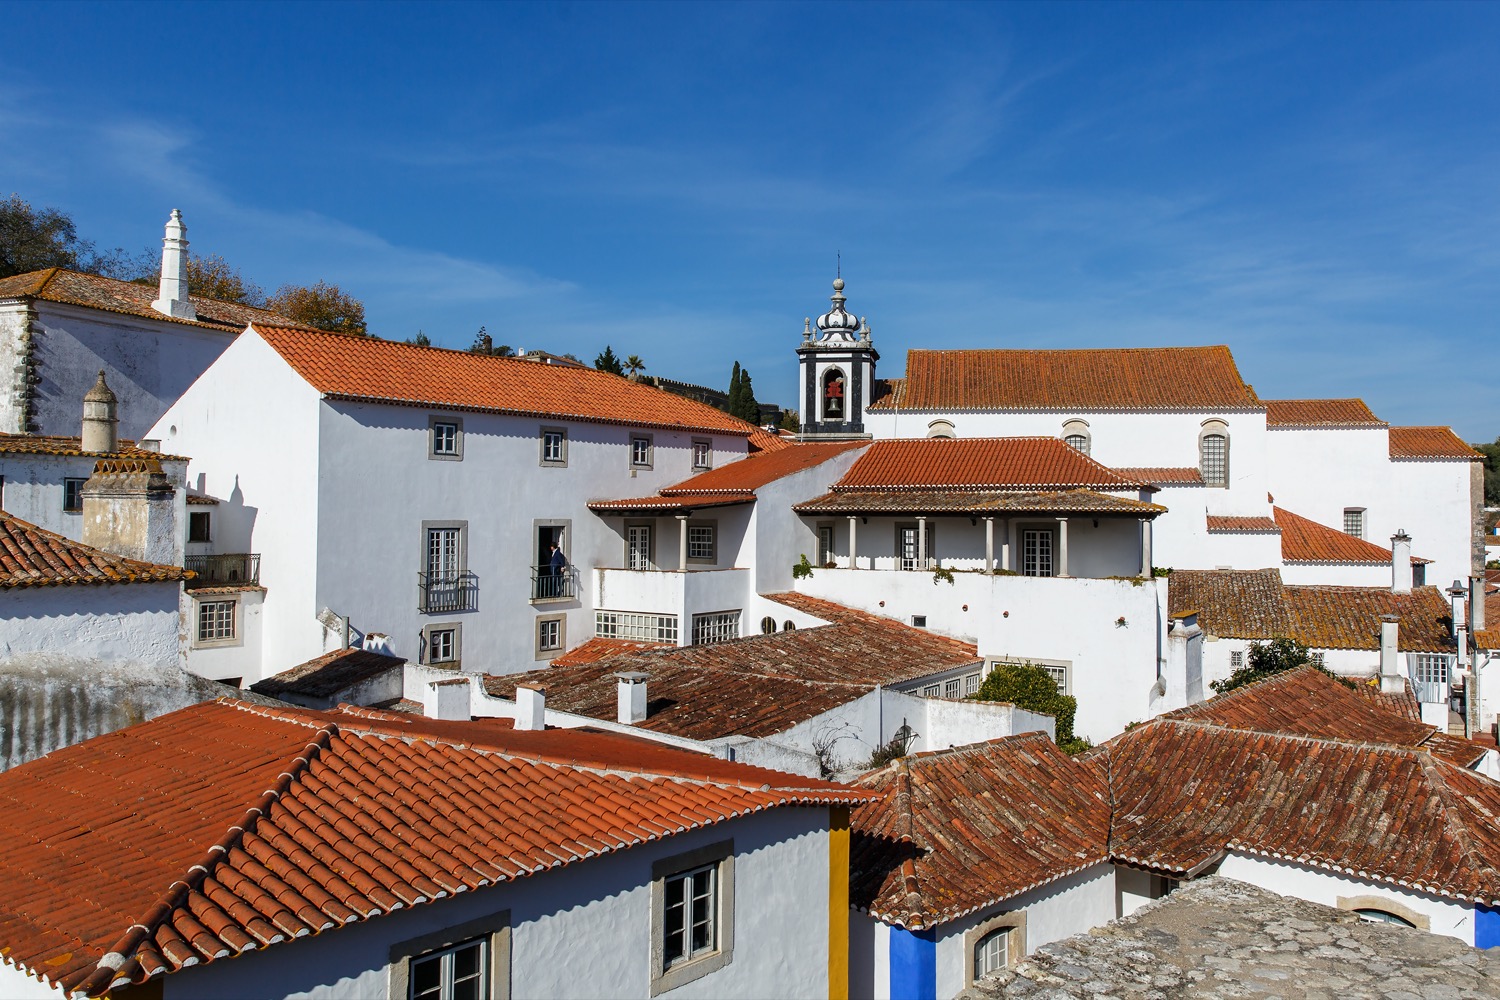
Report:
963,908,1027,988
429,414,464,461
192,595,242,649
1062,418,1090,456
631,433,654,470
421,621,462,668
387,909,511,1000
650,840,735,996
539,426,568,467
1336,895,1430,931
691,438,712,470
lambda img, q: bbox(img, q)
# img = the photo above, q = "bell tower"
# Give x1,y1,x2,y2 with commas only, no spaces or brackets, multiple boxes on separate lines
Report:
797,276,878,439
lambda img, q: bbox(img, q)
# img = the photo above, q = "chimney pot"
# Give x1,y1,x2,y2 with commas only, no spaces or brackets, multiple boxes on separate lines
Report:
1389,530,1412,594
425,677,471,721
615,671,649,724
150,209,197,321
81,370,119,454
515,684,547,730
1379,613,1402,692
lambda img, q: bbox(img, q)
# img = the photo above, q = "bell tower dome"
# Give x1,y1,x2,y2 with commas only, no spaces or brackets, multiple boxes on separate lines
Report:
797,275,878,439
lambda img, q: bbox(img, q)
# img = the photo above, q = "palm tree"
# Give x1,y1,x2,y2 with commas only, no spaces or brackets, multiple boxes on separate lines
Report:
624,354,647,379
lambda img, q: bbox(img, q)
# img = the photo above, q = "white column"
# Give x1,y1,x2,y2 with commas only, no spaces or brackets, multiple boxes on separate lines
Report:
677,514,689,571
917,516,928,570
1005,520,1016,573
1056,517,1070,578
1140,519,1153,578
848,516,859,570
984,517,995,574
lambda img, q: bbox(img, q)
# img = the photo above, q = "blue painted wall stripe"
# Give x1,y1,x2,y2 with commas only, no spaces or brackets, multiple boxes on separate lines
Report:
888,925,937,1000
1477,904,1500,949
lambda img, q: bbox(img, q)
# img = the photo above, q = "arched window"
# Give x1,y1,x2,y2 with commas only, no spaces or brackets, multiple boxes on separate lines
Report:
782,620,796,632
973,928,1009,980
926,419,956,439
1061,419,1090,456
821,368,847,420
1354,908,1416,928
1198,420,1229,487
760,616,776,635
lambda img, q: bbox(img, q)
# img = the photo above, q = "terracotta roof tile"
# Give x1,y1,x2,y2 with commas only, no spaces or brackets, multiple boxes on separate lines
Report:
1170,569,1454,651
250,648,406,701
850,734,1111,929
1271,506,1430,564
868,347,1261,412
746,425,796,453
586,493,756,514
1264,398,1385,427
0,267,300,333
659,441,866,494
0,510,189,587
1388,426,1483,460
0,434,188,462
1115,467,1204,486
792,488,1166,516
1206,515,1280,533
0,699,870,995
548,638,672,667
831,438,1148,491
254,325,754,436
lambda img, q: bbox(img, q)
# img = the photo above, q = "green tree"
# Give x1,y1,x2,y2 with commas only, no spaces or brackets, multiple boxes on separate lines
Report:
727,361,743,416
182,253,264,305
624,354,647,378
594,345,624,375
407,331,432,347
779,409,800,432
1474,438,1500,506
265,281,367,336
1209,637,1331,695
0,194,144,279
736,366,761,423
468,327,514,356
972,661,1091,753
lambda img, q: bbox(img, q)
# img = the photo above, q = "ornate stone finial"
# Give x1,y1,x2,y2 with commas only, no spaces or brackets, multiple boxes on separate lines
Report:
151,209,197,321
816,275,860,338
81,370,118,454
802,317,812,343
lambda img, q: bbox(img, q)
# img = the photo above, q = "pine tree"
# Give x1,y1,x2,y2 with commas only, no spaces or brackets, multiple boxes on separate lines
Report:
594,345,624,375
727,362,743,416
737,367,760,423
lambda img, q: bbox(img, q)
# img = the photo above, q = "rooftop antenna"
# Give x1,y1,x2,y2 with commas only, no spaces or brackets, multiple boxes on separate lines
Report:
837,251,841,279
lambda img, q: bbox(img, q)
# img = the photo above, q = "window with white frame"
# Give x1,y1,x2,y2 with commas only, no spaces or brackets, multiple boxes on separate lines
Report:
1021,528,1054,577
596,610,678,643
1062,418,1091,456
687,523,715,562
631,435,653,469
963,912,1025,988
651,841,734,994
1063,433,1089,454
943,677,961,699
986,658,1068,694
691,610,740,645
387,911,509,1000
1343,508,1365,538
692,439,712,470
429,417,462,461
1230,649,1244,669
922,683,940,697
540,427,567,466
1309,651,1326,667
626,523,653,570
63,477,86,513
965,671,982,696
197,600,236,643
817,524,834,566
1199,426,1228,487
408,937,486,1000
1410,653,1451,685
974,928,1008,980
537,616,564,656
423,625,460,666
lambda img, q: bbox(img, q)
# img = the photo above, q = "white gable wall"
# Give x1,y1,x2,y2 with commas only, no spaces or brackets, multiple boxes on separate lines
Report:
0,582,182,667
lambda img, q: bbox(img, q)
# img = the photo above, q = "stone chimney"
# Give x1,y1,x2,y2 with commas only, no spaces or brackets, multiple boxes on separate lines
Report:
1378,614,1403,693
1390,530,1412,594
150,209,197,321
81,457,175,564
515,684,546,731
425,677,471,721
81,371,118,454
616,671,649,724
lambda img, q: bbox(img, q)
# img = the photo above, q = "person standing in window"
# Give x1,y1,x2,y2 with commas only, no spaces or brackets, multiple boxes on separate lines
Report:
549,543,568,577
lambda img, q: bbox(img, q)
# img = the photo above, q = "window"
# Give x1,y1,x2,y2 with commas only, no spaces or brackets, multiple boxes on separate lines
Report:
631,435,653,469
1354,908,1416,928
1410,653,1451,686
1062,419,1090,456
974,928,1008,980
965,671,981,696
651,841,734,995
188,511,212,543
943,677,961,698
409,938,486,1000
687,523,715,562
536,615,565,658
1022,528,1054,577
1309,651,1326,667
626,523,654,570
963,911,1025,988
1042,665,1068,693
63,477,86,513
896,522,935,571
1199,422,1229,487
429,416,463,461
782,620,796,632
597,610,679,643
540,427,567,467
985,658,1069,695
1063,434,1089,454
817,524,835,566
196,600,236,643
692,439,712,470
922,683,940,697
1343,508,1365,538
1230,650,1244,669
388,912,510,1000
422,624,460,667
760,616,776,635
911,615,927,628
421,522,474,614
691,610,741,645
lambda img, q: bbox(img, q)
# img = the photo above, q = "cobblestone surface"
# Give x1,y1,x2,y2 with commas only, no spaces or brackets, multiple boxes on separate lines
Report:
960,877,1500,1000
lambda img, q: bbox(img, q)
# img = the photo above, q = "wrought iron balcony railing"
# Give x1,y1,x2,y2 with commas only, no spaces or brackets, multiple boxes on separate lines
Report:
531,564,576,601
184,553,260,589
419,571,479,614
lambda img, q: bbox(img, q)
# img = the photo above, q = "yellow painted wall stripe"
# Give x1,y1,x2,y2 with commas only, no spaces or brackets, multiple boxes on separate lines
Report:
829,804,851,1000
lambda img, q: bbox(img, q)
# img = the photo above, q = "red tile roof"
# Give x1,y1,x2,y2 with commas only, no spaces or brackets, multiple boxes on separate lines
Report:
0,510,189,587
1273,506,1428,564
660,441,867,494
792,488,1166,517
831,438,1149,491
1169,569,1454,651
1115,467,1204,486
1206,515,1280,533
868,347,1261,412
586,492,757,514
0,699,869,996
0,267,299,333
249,648,405,701
253,325,754,437
850,734,1111,929
0,433,189,462
1264,398,1384,427
549,637,672,666
746,424,796,453
1388,426,1484,460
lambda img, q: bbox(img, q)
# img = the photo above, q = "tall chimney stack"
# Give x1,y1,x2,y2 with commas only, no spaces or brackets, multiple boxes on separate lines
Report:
81,370,118,454
615,672,648,724
81,457,176,564
1378,614,1403,693
150,209,197,321
1390,530,1412,594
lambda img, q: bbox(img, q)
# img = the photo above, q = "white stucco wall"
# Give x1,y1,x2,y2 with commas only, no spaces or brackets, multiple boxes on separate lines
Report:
183,587,265,683
0,962,64,1000
1279,561,1402,587
0,452,189,541
0,583,182,667
1384,457,1480,587
159,808,833,1000
751,446,867,592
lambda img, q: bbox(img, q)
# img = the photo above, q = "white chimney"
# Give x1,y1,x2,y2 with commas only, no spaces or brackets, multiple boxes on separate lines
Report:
1379,614,1403,693
81,370,118,454
150,209,197,321
1390,530,1412,594
81,457,176,564
615,671,648,724
1449,580,1469,661
515,684,546,731
425,677,470,721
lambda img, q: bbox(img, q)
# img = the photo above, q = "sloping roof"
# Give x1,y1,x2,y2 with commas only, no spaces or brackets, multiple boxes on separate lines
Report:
0,434,189,462
485,594,980,741
0,699,869,996
830,438,1148,491
849,734,1111,929
549,637,672,666
868,347,1261,412
253,325,754,437
746,424,796,453
1169,569,1453,651
1273,506,1428,564
1206,515,1280,533
1388,426,1483,460
1264,399,1384,427
0,510,189,587
1114,467,1204,486
586,492,756,514
659,441,866,494
0,267,299,333
249,648,405,700
792,488,1166,517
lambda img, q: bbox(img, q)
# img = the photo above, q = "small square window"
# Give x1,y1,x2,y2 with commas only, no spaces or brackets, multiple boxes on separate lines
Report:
429,417,463,461
1343,508,1364,539
536,615,566,659
692,439,712,470
911,615,927,628
540,427,568,467
1230,650,1244,669
631,435,653,468
687,524,715,562
188,511,212,543
424,626,459,666
197,600,236,643
63,477,86,513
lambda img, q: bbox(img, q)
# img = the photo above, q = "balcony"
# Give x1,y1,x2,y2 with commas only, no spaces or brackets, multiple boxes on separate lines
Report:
184,553,260,589
531,564,577,601
420,572,479,614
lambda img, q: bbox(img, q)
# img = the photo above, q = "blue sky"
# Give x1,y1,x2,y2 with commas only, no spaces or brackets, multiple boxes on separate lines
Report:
3,1,1496,438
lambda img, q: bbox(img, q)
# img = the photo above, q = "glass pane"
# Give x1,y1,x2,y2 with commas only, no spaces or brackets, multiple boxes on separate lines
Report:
410,955,442,1000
